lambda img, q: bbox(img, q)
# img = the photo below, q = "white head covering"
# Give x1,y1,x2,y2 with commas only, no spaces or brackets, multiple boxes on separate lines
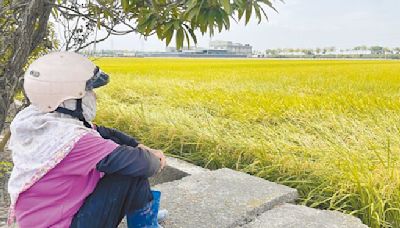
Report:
7,91,99,224
60,90,97,122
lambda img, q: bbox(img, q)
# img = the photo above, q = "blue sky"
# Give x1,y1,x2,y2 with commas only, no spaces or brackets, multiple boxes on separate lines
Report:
95,0,400,51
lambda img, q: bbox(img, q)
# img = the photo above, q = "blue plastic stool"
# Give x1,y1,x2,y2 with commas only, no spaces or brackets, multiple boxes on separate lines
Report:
126,190,161,228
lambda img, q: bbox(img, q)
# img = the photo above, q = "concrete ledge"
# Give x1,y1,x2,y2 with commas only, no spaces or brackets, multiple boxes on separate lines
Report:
120,157,209,228
154,168,298,228
164,157,208,175
244,203,368,228
149,156,209,186
120,157,365,228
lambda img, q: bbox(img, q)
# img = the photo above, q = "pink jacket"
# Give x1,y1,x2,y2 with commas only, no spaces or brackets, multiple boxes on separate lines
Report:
14,133,118,227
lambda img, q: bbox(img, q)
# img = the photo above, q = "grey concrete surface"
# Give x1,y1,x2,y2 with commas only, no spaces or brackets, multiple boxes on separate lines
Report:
244,203,368,228
154,168,298,228
119,157,209,228
149,157,208,186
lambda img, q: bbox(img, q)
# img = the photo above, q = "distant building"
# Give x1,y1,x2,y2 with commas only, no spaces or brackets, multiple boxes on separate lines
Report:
318,49,372,56
165,46,203,52
136,49,248,58
338,50,372,55
278,52,306,56
209,41,252,55
157,43,249,58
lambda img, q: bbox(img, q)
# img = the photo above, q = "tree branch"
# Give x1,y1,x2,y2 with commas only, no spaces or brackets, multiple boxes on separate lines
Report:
30,0,54,52
53,3,137,35
74,29,112,52
64,15,80,50
0,129,11,152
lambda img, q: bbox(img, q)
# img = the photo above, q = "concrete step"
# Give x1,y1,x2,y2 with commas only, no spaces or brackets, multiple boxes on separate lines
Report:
154,168,298,228
149,157,209,186
118,157,367,228
244,203,368,228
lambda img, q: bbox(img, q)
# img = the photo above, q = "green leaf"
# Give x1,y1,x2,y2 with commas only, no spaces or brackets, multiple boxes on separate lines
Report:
215,10,224,32
176,28,184,50
208,9,215,28
197,10,206,25
200,23,207,34
146,17,157,35
121,0,129,11
254,3,261,24
208,23,214,36
221,0,231,13
165,29,174,46
261,0,278,13
137,14,154,33
186,0,198,9
173,20,181,30
222,12,230,29
164,22,174,32
197,11,208,34
186,7,200,20
245,3,252,24
233,0,243,7
156,27,163,39
238,8,244,20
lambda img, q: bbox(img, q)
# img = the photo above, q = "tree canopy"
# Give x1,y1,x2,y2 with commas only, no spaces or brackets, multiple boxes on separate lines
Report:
0,0,279,140
120,0,278,49
51,0,279,51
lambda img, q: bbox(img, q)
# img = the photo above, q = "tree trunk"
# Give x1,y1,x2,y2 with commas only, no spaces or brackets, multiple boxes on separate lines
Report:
0,0,55,135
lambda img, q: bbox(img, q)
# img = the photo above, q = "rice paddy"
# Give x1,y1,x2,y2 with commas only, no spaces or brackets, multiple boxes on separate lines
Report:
93,58,400,227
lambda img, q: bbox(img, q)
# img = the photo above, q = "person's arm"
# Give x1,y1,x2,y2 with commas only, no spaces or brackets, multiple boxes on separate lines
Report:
95,125,139,147
96,145,161,178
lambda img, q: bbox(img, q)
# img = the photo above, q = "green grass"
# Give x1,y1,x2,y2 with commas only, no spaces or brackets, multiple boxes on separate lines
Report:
93,58,400,227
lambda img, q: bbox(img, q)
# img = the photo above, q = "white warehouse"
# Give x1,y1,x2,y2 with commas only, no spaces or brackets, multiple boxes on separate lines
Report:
209,41,253,56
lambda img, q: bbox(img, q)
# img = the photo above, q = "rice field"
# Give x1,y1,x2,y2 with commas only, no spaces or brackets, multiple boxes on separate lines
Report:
93,58,400,227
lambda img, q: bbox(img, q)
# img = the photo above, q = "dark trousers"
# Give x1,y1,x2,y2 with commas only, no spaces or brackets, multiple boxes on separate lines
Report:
70,174,153,228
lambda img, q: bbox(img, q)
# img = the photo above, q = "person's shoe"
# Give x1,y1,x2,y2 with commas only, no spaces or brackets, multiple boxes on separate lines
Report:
157,209,168,222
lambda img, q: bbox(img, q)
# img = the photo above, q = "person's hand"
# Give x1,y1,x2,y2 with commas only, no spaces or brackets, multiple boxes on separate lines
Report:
150,149,166,173
138,144,166,173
